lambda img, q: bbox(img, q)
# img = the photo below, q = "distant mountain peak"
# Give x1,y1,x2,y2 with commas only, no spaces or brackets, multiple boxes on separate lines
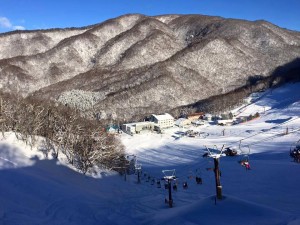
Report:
1,14,300,121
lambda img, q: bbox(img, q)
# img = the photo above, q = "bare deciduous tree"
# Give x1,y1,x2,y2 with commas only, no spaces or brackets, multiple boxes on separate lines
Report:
0,91,125,174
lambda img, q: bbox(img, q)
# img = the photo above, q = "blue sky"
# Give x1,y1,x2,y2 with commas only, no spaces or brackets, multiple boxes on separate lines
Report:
0,0,300,33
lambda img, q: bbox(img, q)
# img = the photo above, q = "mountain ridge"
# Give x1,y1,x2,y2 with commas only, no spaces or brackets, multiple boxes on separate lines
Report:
1,13,300,121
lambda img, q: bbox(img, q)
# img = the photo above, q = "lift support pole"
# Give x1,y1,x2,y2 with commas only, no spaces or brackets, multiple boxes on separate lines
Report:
168,179,173,207
213,157,222,199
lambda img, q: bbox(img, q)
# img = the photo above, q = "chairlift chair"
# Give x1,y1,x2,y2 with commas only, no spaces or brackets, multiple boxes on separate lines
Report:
202,152,209,158
196,176,202,184
195,169,203,184
151,178,155,185
164,182,169,190
224,147,238,156
156,180,161,188
135,164,142,174
126,154,137,175
173,183,178,191
237,145,251,169
290,139,300,163
183,181,188,189
238,154,249,164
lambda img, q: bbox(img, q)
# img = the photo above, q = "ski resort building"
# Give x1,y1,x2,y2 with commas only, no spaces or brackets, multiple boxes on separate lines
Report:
191,120,206,126
187,112,205,121
203,114,213,121
217,119,234,126
175,118,191,127
122,121,154,135
150,113,175,130
122,113,174,135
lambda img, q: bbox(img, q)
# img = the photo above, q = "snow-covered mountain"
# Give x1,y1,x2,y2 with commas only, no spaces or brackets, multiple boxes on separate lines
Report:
1,82,300,225
1,14,300,121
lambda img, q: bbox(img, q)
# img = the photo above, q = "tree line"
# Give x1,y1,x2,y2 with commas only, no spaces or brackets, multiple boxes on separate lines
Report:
0,92,126,174
172,68,300,116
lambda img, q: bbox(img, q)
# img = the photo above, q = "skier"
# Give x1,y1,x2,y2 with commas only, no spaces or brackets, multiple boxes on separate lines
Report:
173,183,178,191
183,181,188,189
157,180,161,188
196,176,202,184
244,161,251,170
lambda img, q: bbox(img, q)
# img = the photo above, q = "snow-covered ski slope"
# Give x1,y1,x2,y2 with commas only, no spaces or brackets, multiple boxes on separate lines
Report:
1,82,300,225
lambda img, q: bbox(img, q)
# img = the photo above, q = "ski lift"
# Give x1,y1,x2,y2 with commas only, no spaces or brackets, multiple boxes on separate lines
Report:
195,169,203,184
157,180,161,188
126,154,137,175
164,181,169,189
223,147,238,156
146,175,151,182
202,152,209,158
238,155,249,166
173,183,178,191
162,169,176,180
204,145,225,159
183,181,188,189
203,145,224,199
203,145,224,171
187,170,194,179
135,163,142,184
151,178,155,185
162,169,176,208
135,163,142,172
196,176,202,184
162,169,176,189
290,139,300,163
238,145,251,170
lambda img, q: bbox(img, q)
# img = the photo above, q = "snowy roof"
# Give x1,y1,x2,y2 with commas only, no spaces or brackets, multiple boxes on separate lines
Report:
175,118,188,125
188,112,204,117
107,127,117,132
152,113,174,121
175,118,187,122
123,121,154,127
191,120,205,125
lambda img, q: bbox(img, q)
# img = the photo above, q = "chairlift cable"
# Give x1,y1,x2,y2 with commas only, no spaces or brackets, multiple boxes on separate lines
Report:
226,119,300,149
248,127,300,147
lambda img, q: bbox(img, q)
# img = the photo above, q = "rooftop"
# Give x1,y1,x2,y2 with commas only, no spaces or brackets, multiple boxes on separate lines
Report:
152,113,174,121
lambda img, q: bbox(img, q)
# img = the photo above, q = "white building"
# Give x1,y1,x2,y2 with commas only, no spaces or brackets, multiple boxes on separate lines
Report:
217,119,233,126
122,121,154,135
203,114,212,121
150,113,174,130
191,120,206,126
175,118,191,127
